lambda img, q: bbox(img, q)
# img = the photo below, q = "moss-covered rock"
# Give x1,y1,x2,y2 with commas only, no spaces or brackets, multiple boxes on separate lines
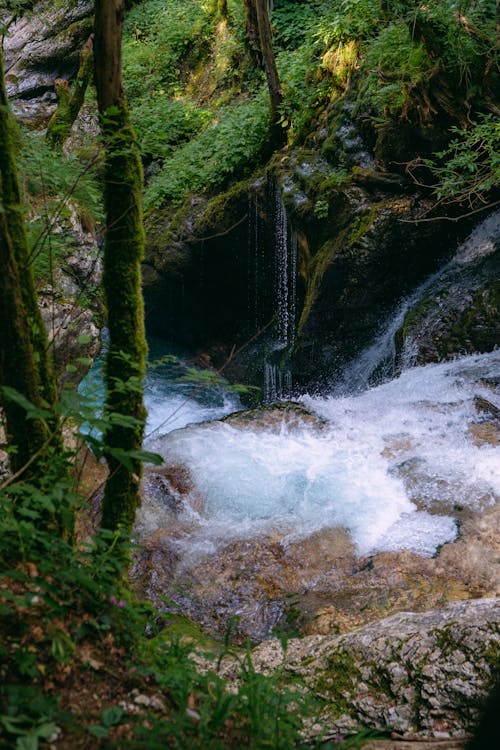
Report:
396,248,500,366
249,598,500,740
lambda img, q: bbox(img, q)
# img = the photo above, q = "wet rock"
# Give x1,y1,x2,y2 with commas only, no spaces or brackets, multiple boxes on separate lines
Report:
141,464,204,516
222,401,326,431
131,501,500,643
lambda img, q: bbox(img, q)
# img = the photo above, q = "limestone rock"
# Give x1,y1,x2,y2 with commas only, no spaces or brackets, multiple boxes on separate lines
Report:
250,598,500,740
3,0,93,123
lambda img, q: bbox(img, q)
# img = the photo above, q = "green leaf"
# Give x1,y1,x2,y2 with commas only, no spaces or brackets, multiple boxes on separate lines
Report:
100,705,125,727
88,724,109,739
127,450,164,466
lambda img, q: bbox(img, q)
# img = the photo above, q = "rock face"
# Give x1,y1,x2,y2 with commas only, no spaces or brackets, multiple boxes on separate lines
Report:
143,157,489,391
247,598,500,740
3,0,93,123
37,201,101,383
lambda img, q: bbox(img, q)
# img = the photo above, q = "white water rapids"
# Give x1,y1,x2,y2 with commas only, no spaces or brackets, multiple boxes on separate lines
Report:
82,212,499,563
144,350,499,559
139,211,499,561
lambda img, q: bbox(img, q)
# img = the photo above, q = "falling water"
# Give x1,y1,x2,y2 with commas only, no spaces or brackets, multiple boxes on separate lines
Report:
334,209,500,394
247,193,260,332
262,182,298,402
273,183,298,347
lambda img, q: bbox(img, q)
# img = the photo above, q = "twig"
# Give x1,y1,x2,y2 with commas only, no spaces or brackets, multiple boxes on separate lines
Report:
189,212,248,242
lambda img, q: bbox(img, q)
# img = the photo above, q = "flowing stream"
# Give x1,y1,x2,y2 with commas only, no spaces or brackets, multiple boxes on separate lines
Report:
83,212,499,568
144,350,499,560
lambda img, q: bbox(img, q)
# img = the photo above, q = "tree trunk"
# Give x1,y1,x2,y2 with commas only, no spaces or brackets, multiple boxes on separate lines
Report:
94,0,147,537
0,48,59,477
244,0,285,146
0,199,50,475
243,0,262,68
253,0,282,125
0,50,59,416
46,35,94,149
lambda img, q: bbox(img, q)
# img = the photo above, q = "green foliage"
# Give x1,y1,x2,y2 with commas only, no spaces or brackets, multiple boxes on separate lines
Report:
16,130,102,284
423,114,500,207
131,96,212,162
18,131,101,218
277,44,330,138
144,92,270,208
314,199,329,219
135,638,313,749
355,0,498,118
360,23,432,116
1,687,59,750
123,0,213,99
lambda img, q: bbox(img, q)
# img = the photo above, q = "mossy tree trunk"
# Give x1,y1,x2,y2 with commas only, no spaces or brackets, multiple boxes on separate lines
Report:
0,50,59,415
46,35,94,149
0,47,60,478
94,0,147,538
0,196,50,475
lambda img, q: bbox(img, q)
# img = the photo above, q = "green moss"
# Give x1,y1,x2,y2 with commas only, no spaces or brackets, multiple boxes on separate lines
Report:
348,208,377,247
398,297,434,344
194,175,257,237
296,234,344,338
315,649,361,717
97,102,148,537
450,281,500,354
435,624,462,655
483,638,500,673
151,614,222,655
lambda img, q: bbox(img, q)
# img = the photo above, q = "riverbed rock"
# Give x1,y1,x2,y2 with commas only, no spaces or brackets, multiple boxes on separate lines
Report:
247,597,500,740
132,498,500,643
133,375,500,643
396,244,499,369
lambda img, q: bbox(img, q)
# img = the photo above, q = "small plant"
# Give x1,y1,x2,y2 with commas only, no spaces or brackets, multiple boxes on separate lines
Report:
314,199,329,219
422,114,500,211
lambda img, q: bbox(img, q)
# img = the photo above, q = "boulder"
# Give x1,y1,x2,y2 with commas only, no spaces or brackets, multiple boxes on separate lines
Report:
3,0,93,123
248,597,500,741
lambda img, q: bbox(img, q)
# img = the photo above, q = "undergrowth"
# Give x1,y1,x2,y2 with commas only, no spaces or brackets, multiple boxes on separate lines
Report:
0,382,317,749
17,129,102,288
125,0,498,212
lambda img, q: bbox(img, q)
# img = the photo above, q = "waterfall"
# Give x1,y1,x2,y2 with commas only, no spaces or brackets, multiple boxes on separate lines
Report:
274,183,297,347
247,193,262,333
261,180,298,402
333,209,500,394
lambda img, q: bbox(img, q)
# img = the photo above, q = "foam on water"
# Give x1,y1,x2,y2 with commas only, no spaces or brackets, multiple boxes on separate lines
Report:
145,351,500,558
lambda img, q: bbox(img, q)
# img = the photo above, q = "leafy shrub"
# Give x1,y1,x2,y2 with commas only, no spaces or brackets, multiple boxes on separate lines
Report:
360,23,432,116
130,96,212,161
423,114,500,208
16,130,102,284
123,0,213,100
144,91,270,208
